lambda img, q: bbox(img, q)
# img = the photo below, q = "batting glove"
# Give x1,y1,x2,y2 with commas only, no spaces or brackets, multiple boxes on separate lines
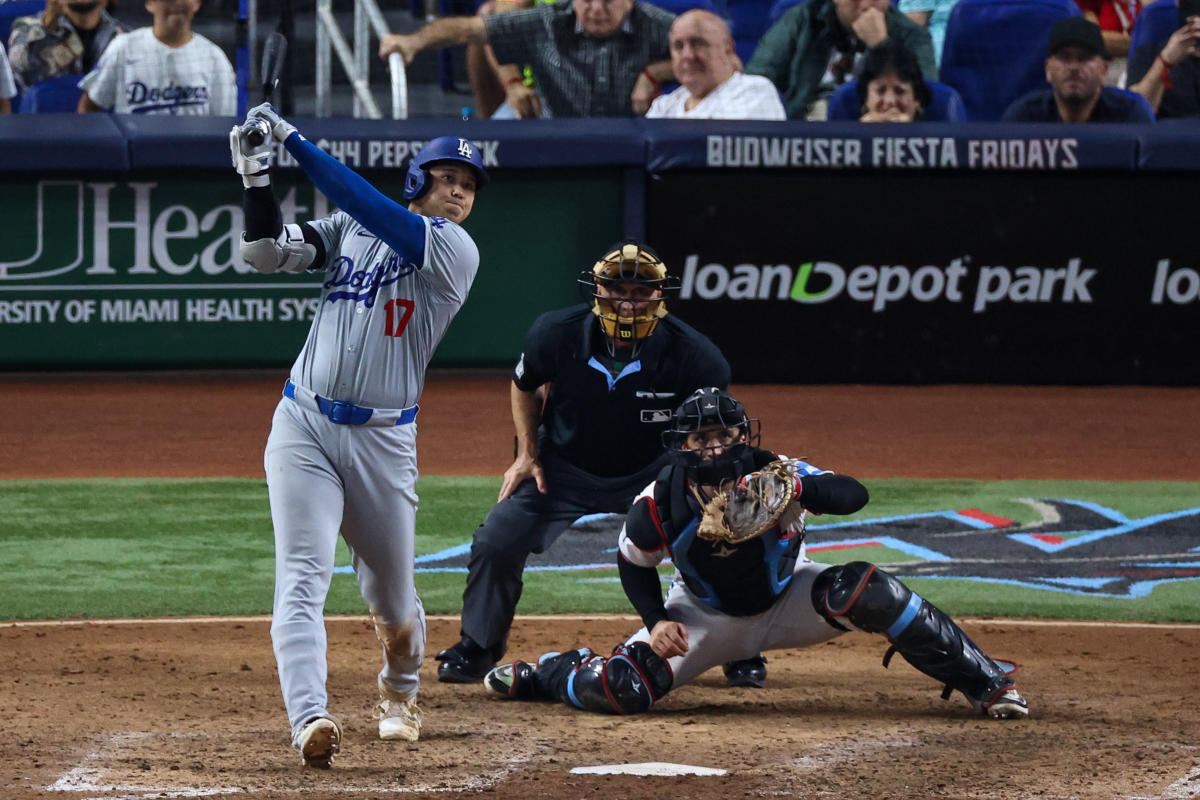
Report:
229,123,273,188
246,102,299,144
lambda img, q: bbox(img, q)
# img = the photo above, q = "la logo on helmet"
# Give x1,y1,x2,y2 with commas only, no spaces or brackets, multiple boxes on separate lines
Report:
457,138,473,158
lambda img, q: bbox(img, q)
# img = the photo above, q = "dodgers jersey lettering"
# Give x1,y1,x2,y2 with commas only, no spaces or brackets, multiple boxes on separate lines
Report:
78,28,236,114
293,212,479,409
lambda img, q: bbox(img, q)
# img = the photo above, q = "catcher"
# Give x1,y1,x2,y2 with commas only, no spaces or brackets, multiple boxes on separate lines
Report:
482,387,1030,719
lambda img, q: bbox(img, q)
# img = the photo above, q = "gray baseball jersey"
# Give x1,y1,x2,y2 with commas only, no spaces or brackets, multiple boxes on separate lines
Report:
288,211,478,409
78,27,236,114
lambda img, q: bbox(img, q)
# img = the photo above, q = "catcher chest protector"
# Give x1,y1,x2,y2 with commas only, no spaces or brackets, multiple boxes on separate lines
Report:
530,643,674,715
812,561,1017,710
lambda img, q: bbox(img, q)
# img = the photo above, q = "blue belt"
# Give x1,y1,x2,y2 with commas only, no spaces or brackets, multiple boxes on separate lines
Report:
284,380,418,426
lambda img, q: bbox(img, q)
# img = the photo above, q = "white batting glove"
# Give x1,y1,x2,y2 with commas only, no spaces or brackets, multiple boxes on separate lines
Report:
246,102,299,144
229,123,273,188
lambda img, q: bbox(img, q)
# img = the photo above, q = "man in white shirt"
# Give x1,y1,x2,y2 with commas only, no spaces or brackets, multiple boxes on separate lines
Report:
0,45,17,113
77,0,235,115
646,10,785,120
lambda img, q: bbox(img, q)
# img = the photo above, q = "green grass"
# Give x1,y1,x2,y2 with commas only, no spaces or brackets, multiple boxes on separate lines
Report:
1,476,1197,622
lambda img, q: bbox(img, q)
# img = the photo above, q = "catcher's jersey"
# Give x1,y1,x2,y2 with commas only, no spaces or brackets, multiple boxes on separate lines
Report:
78,27,236,114
618,452,831,616
288,211,479,410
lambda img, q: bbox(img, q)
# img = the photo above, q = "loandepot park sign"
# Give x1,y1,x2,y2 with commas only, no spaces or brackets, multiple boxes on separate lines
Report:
678,254,1200,311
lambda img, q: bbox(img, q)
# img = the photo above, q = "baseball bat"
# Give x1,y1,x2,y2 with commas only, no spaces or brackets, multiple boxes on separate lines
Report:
245,32,289,146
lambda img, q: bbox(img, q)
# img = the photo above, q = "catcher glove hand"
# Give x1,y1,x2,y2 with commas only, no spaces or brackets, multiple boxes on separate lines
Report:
246,102,299,144
229,122,274,188
694,460,802,544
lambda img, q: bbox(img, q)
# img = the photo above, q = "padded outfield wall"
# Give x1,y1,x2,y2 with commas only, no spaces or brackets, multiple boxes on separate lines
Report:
0,115,1196,383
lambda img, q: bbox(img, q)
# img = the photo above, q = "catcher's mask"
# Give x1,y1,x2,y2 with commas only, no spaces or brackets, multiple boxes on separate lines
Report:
663,387,761,486
577,241,680,357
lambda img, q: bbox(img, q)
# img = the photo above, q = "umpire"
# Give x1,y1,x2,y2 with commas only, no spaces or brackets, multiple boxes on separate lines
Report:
437,241,762,686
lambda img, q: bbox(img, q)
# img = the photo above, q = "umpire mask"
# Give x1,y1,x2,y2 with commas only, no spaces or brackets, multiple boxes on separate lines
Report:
578,241,679,358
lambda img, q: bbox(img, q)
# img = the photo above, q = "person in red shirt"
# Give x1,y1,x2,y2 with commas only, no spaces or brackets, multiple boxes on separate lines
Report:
1077,0,1143,84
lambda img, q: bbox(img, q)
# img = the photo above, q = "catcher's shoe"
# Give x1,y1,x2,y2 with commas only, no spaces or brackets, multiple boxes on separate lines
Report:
435,640,495,683
483,661,538,699
723,654,768,688
293,715,342,769
378,697,423,741
980,686,1029,719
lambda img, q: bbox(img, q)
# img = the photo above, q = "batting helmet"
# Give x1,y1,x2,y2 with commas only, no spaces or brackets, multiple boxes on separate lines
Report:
402,136,489,201
662,387,762,485
577,241,680,356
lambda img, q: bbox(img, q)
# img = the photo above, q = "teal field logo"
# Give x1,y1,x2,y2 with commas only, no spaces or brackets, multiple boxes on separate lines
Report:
402,500,1200,599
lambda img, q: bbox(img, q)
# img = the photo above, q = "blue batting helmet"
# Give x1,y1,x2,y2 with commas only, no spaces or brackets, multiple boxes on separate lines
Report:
402,136,489,201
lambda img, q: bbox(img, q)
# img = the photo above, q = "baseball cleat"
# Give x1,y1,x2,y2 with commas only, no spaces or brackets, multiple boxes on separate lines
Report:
294,716,341,769
378,697,423,741
723,654,768,688
981,687,1029,719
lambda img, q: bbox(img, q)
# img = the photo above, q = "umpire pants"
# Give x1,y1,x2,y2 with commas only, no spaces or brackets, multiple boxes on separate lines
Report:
460,451,665,658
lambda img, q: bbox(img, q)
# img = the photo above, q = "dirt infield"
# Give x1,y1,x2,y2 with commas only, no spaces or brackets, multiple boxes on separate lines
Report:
3,371,1200,799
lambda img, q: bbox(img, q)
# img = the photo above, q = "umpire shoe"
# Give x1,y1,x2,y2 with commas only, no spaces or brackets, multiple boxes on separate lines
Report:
723,654,768,688
436,640,496,683
293,715,341,769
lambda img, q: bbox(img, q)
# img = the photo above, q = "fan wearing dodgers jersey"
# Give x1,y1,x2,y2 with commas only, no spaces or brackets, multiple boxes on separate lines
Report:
77,0,234,114
229,105,488,768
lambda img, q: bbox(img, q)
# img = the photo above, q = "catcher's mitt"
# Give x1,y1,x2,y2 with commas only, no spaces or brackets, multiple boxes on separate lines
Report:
693,460,799,544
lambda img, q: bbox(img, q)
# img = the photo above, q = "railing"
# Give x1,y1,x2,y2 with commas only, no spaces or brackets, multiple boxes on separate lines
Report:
313,0,408,119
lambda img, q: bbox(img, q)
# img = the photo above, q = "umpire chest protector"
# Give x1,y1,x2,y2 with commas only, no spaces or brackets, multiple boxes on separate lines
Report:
649,452,803,616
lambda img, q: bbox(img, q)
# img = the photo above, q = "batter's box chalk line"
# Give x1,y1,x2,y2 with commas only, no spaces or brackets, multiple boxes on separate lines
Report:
570,762,726,777
46,730,538,796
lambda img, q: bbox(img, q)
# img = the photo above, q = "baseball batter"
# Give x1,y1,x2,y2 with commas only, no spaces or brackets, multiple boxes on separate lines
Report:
483,388,1030,720
229,104,488,767
78,0,235,114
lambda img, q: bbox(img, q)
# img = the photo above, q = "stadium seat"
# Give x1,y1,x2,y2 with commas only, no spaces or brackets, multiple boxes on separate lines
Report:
1110,84,1157,118
1129,0,1179,61
646,0,720,12
15,74,83,113
0,0,44,45
765,0,809,28
938,0,1082,122
724,0,775,64
826,79,968,120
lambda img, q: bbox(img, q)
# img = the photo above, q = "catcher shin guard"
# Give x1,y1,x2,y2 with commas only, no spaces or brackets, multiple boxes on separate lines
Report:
536,643,673,715
812,562,1020,714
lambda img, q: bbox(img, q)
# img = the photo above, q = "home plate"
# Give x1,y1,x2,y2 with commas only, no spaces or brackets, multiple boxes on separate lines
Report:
570,762,726,777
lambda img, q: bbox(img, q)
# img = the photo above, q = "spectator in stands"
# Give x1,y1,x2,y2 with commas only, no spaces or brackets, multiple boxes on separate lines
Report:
1129,12,1200,117
746,0,936,120
0,43,17,112
856,38,930,121
465,0,549,120
1077,0,1142,86
7,0,128,90
1002,17,1153,122
77,0,236,114
646,9,786,119
898,0,958,68
378,0,674,118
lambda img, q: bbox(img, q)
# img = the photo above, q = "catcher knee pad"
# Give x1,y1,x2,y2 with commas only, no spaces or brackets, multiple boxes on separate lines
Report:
556,642,673,715
812,561,913,634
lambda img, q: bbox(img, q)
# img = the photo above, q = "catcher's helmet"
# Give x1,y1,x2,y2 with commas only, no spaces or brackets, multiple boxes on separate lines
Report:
578,241,680,356
663,388,761,485
403,136,489,201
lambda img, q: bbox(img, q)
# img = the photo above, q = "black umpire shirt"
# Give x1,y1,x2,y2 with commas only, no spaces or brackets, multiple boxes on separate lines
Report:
512,304,730,478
